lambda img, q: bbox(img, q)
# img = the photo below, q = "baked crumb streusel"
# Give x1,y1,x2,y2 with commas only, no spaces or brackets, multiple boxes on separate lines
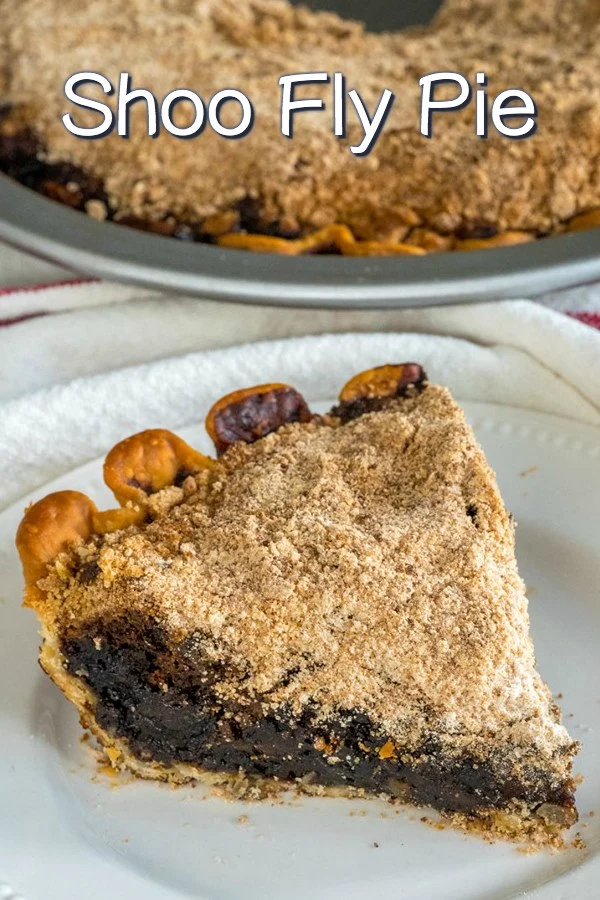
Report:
0,0,599,253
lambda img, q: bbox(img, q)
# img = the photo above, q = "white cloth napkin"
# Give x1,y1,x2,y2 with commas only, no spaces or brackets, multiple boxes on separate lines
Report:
2,286,600,402
1,286,599,511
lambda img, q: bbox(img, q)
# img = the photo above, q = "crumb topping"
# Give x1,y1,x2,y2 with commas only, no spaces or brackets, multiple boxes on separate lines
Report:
41,386,573,762
1,0,599,237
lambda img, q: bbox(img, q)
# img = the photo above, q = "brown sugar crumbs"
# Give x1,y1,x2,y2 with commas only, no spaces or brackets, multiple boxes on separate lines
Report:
0,0,599,240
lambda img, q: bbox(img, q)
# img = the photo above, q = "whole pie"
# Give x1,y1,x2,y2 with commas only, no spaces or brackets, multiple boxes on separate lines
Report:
0,0,599,255
17,364,579,845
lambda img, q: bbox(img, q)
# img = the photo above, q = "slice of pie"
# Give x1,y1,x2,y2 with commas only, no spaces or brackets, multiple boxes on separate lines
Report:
16,365,579,844
1,0,599,254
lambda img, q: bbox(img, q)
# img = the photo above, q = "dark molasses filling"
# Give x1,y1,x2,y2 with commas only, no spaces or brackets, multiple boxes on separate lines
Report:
62,617,577,824
0,125,113,214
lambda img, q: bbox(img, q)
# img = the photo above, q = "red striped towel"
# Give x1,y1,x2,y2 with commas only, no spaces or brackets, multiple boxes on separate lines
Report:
1,278,599,329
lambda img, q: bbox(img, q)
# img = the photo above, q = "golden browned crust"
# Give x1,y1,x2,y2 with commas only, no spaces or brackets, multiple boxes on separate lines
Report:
338,363,425,403
565,208,600,234
216,227,550,255
103,428,213,505
216,226,426,256
218,221,591,255
17,429,213,609
205,382,314,455
16,492,145,608
1,0,600,249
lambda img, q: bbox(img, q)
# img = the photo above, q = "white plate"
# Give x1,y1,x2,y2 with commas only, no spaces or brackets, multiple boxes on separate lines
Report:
1,402,599,900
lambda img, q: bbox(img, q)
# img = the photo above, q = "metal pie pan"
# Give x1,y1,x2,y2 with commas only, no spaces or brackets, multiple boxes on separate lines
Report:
0,175,599,308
